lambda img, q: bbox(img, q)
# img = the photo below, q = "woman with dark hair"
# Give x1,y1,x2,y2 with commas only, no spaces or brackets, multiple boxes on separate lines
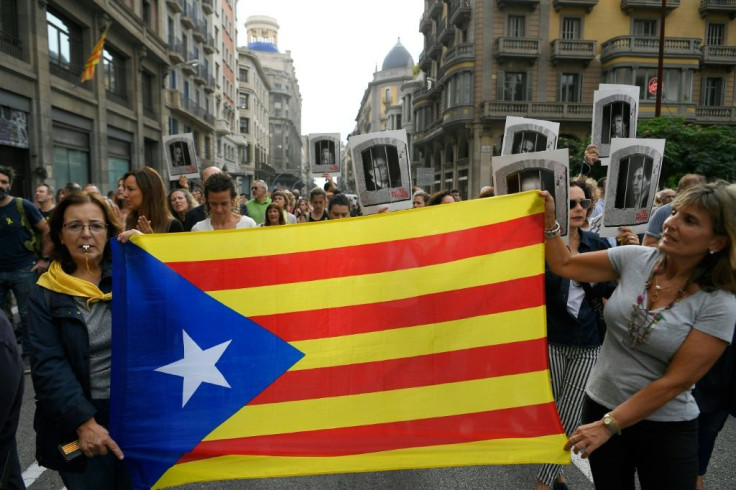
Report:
191,173,256,231
427,190,455,206
262,203,286,227
541,181,736,490
121,167,183,234
27,192,131,489
168,188,197,224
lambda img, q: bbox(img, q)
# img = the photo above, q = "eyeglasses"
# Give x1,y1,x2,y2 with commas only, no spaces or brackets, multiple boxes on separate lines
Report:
569,199,592,210
62,221,108,234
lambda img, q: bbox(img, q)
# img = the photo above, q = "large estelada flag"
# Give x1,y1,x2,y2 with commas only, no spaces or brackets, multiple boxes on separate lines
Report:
80,26,107,83
110,191,568,489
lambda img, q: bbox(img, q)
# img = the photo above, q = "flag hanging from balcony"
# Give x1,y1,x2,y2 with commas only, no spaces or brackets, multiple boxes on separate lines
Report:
80,26,107,83
110,191,568,489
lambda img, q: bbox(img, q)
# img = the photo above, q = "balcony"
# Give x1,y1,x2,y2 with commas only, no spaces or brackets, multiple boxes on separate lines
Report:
621,0,680,14
203,35,215,54
166,0,182,14
193,66,206,85
601,36,700,62
449,0,472,26
414,85,440,104
202,0,214,15
419,13,432,34
428,0,442,19
0,31,22,59
442,104,474,128
695,106,736,123
180,2,195,29
496,0,540,10
419,51,432,72
550,39,596,64
182,53,198,74
439,22,455,46
443,42,474,67
480,100,593,121
495,37,541,63
168,39,185,64
166,88,182,110
553,0,598,11
700,0,736,18
702,45,736,66
203,74,215,93
428,36,442,59
216,118,231,135
192,21,206,43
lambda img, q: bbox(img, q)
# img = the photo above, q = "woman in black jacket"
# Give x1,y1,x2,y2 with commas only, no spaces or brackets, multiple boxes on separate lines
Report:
28,192,131,489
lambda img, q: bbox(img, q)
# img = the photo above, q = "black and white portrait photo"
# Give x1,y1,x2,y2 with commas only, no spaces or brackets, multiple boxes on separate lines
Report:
615,155,652,210
492,149,570,240
349,130,412,214
501,117,559,156
600,138,665,237
592,84,639,158
308,133,341,176
163,133,199,181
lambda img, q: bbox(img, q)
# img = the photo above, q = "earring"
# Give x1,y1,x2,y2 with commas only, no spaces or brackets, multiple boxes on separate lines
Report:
709,249,716,255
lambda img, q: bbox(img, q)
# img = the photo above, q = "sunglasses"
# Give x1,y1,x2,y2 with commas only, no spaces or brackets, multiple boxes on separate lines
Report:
569,198,592,210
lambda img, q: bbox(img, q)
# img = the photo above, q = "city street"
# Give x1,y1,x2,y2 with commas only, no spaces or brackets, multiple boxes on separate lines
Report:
16,373,736,489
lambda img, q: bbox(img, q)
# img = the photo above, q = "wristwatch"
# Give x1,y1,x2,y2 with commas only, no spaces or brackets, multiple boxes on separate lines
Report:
602,412,621,436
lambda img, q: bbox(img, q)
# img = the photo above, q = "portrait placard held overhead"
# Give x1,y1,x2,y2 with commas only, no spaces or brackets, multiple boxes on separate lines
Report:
349,130,412,214
308,133,341,176
501,117,559,156
163,133,199,181
592,84,639,158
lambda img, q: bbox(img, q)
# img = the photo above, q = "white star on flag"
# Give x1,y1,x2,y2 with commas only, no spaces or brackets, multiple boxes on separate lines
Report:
155,330,232,407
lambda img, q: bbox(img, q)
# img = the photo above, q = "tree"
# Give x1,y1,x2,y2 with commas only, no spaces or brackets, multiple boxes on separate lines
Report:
636,117,736,187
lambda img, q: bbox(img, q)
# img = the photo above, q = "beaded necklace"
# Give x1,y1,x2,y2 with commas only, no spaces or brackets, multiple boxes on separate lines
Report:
626,259,691,347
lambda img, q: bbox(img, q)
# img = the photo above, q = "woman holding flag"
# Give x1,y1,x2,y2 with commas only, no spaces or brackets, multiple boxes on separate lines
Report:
540,181,736,489
27,192,132,489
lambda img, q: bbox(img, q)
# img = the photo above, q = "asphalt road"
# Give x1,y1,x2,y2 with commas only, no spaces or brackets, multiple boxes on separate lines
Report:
16,374,736,489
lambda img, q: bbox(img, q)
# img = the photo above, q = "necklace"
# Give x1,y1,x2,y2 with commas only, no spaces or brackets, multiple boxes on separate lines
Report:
626,260,690,347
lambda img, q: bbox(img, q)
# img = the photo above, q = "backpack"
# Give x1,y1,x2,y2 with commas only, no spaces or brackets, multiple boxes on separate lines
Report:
16,197,43,258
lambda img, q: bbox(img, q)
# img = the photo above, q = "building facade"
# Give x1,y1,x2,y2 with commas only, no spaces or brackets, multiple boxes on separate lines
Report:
244,15,303,189
1,0,170,197
237,46,271,190
415,0,736,198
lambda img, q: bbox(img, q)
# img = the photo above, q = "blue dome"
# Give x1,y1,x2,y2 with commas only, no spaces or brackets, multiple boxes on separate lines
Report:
382,40,414,70
248,42,279,53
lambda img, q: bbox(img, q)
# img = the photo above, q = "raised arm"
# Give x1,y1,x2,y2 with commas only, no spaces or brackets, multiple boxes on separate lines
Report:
540,190,618,284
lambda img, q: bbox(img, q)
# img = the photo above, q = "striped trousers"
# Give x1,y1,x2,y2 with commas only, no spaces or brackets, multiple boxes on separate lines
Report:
537,343,600,486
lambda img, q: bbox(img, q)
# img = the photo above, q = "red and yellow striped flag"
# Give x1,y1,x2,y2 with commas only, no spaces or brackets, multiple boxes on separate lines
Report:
110,191,568,489
80,27,107,83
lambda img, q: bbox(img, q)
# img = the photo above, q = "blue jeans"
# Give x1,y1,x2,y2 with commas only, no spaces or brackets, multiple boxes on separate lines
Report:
0,263,36,357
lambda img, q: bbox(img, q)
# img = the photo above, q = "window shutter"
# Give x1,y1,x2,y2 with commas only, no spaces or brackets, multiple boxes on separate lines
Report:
526,72,533,101
498,71,505,101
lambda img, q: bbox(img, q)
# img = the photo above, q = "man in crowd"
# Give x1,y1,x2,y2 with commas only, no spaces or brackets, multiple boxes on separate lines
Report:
246,180,271,225
642,173,705,247
0,166,52,370
0,310,24,488
34,183,55,219
82,183,101,195
327,193,351,220
308,187,329,222
183,166,222,231
57,182,81,202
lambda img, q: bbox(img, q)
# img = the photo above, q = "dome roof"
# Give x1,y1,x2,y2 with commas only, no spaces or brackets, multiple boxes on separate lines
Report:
248,41,279,53
382,39,414,71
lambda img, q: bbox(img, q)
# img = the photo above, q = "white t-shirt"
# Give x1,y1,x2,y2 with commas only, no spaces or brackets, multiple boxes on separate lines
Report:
586,246,736,421
191,216,257,231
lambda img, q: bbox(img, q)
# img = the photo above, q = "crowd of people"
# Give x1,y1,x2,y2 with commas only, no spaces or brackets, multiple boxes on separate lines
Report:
1,152,735,490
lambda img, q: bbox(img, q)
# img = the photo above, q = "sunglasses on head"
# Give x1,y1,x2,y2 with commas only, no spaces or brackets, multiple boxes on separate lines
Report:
570,198,592,210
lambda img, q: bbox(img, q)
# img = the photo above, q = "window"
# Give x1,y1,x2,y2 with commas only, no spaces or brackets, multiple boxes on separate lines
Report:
445,71,472,108
239,68,249,82
169,117,178,135
507,15,525,38
240,117,250,134
142,71,154,117
633,19,657,37
559,73,581,103
47,9,83,74
561,17,581,40
706,23,725,46
0,0,21,58
633,67,693,103
103,48,127,101
239,93,249,108
703,77,724,106
501,72,530,101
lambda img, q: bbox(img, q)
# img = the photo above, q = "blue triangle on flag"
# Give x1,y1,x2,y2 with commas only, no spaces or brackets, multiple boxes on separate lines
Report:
110,240,304,489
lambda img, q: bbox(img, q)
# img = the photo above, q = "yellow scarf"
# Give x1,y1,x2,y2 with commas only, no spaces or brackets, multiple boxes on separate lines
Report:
37,261,111,310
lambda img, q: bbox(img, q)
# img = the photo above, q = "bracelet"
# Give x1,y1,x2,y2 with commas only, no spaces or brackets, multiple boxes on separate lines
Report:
544,221,561,239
